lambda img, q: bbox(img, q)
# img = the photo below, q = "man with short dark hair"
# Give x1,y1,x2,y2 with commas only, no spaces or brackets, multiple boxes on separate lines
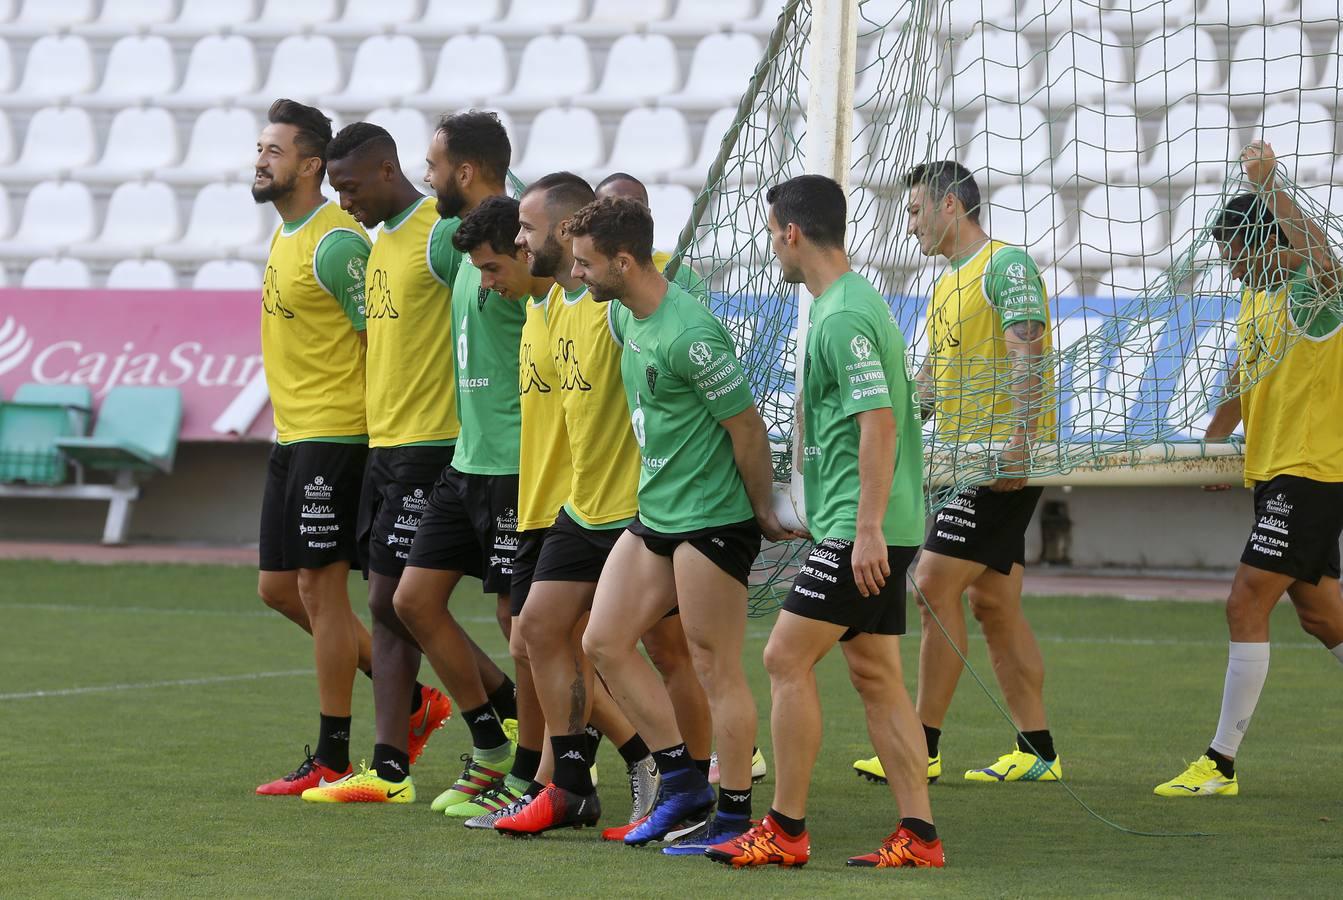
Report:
251,100,450,797
708,173,942,869
573,197,798,854
300,122,512,805
1155,140,1343,797
850,159,1062,787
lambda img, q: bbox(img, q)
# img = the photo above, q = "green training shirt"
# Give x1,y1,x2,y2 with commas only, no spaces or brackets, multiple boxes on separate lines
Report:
450,259,526,475
803,271,925,546
609,280,756,532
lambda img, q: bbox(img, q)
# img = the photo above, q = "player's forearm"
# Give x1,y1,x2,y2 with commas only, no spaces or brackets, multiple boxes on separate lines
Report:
1006,322,1046,441
1206,367,1242,440
1263,184,1338,277
855,410,895,534
726,408,778,519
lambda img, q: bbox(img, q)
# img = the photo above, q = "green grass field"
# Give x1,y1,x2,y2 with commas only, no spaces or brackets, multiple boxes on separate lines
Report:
2,560,1339,897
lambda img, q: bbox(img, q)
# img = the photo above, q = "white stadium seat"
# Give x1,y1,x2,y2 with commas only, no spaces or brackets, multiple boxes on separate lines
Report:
1072,185,1165,268
0,185,11,238
71,181,181,261
1102,0,1197,34
322,35,427,113
106,259,179,291
398,0,504,38
1017,0,1109,35
661,33,763,111
21,257,91,289
964,105,1052,182
0,0,95,37
1300,0,1342,22
0,106,96,184
950,27,1039,110
0,110,12,165
513,107,605,183
1258,101,1337,181
485,0,586,37
985,183,1066,265
0,263,7,286
944,0,1019,33
1040,265,1079,299
650,0,757,36
1133,27,1222,110
1038,28,1129,108
1228,24,1312,110
239,36,343,108
666,106,739,187
162,36,260,110
647,184,695,252
604,108,693,178
157,184,268,263
567,0,672,38
73,0,175,36
576,34,681,111
77,35,178,110
1168,185,1228,262
0,180,96,259
0,38,11,92
1149,100,1239,187
193,259,262,291
408,35,510,109
160,108,260,187
3,35,95,109
1198,0,1298,26
153,0,258,38
317,0,421,36
85,107,182,186
367,108,433,179
1056,103,1142,185
1095,265,1158,300
237,0,340,38
496,35,594,113
736,0,792,35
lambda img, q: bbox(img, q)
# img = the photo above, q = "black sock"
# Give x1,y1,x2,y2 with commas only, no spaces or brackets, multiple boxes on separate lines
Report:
923,723,941,758
409,681,425,713
693,757,711,778
315,714,351,772
487,677,517,722
551,733,595,794
653,743,695,777
1206,747,1235,779
899,817,938,843
1017,729,1055,761
526,780,545,797
616,734,651,766
584,724,603,763
717,785,751,819
768,807,806,837
462,702,508,750
512,745,542,784
373,743,410,783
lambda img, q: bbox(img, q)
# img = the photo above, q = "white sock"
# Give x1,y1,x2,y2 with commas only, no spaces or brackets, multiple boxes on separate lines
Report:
1209,641,1270,759
1331,642,1343,666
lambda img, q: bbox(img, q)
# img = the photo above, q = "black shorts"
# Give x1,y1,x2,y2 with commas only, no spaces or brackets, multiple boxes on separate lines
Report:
1241,474,1343,584
356,444,456,579
628,516,761,587
534,508,623,585
510,527,549,617
406,466,519,594
784,539,917,641
923,485,1044,575
259,441,368,572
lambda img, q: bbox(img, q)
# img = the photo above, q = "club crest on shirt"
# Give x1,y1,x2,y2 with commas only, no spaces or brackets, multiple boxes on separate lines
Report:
477,286,489,310
645,365,658,395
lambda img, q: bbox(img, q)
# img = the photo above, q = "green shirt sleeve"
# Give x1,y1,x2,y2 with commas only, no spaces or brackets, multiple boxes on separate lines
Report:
607,300,626,346
983,246,1047,330
668,325,754,422
428,217,464,288
671,261,708,299
818,311,893,417
313,229,371,331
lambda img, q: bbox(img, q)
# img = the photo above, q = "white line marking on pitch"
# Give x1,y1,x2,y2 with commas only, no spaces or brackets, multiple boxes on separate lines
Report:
0,669,311,702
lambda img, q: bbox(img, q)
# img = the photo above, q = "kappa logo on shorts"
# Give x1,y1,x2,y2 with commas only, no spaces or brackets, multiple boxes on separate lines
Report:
710,537,725,548
303,476,332,500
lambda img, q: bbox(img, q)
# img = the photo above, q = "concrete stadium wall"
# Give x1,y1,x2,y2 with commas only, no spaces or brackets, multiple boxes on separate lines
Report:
0,443,1283,572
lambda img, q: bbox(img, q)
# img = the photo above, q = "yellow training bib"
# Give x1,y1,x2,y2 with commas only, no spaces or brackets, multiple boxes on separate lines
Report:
518,292,572,531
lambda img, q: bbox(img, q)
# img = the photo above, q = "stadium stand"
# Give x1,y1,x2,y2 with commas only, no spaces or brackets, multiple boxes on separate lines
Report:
0,0,1332,298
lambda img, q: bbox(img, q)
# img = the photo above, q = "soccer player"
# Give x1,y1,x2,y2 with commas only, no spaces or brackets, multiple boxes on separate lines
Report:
573,197,797,853
390,111,534,817
853,160,1061,786
1155,140,1343,797
249,99,416,795
593,172,761,790
490,173,661,836
707,175,942,869
299,122,510,805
